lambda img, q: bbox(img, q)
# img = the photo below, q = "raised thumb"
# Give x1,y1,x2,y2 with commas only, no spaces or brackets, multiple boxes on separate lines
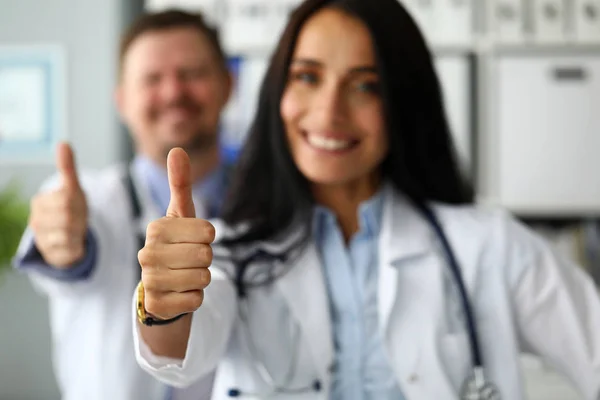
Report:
56,142,81,191
166,148,196,218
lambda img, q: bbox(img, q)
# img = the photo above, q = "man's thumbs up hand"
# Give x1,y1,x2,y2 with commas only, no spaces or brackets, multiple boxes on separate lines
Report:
30,142,88,268
139,148,216,321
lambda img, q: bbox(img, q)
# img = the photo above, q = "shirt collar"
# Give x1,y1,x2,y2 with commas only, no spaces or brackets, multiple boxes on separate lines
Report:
132,155,228,217
312,185,386,244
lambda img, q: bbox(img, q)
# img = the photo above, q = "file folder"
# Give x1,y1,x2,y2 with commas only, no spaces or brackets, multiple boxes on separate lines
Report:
532,0,567,43
491,0,527,43
573,0,600,42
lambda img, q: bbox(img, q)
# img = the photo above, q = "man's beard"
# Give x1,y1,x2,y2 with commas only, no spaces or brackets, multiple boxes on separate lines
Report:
151,96,219,156
161,129,219,158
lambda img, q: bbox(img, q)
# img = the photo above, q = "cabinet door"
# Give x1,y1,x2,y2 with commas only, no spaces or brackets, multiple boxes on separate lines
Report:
495,55,600,215
435,55,473,177
221,0,272,54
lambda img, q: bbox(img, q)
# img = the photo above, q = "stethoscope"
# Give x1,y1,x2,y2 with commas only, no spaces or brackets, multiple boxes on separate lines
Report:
220,202,501,400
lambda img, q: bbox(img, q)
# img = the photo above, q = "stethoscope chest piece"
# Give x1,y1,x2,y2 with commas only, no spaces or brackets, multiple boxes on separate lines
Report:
460,369,501,400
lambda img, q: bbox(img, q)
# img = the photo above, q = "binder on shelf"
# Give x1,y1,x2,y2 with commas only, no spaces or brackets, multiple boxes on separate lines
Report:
491,0,527,43
531,0,567,43
435,0,474,46
573,0,600,43
221,0,272,54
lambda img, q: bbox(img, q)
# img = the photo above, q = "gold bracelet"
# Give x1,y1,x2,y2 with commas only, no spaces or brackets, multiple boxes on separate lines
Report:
136,281,188,326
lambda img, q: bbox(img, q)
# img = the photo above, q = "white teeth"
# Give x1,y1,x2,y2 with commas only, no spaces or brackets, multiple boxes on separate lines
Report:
306,135,352,151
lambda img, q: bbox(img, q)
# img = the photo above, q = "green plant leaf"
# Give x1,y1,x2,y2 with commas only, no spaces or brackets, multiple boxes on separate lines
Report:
0,181,29,271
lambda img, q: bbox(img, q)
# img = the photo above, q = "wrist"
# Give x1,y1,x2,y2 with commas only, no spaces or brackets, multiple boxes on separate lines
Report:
136,281,189,326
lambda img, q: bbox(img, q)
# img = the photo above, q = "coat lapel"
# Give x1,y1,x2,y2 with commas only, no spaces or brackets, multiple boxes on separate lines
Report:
377,186,471,397
378,184,436,335
274,240,334,379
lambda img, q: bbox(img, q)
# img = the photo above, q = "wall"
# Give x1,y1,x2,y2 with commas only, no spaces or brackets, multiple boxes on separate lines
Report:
0,0,142,398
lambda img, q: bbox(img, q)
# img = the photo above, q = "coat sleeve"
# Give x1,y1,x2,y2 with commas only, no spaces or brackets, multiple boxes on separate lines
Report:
133,265,238,388
501,213,600,400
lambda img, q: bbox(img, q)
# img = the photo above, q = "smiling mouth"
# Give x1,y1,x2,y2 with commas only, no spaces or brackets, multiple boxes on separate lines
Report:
303,131,359,153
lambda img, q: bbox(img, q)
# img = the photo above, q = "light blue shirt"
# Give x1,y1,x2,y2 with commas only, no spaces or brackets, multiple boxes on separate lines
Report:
313,189,405,400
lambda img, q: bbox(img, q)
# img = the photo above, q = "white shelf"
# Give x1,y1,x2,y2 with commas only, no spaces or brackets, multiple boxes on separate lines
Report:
144,0,600,217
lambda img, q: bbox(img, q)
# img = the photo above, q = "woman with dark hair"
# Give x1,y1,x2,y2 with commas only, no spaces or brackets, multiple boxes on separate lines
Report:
132,0,600,399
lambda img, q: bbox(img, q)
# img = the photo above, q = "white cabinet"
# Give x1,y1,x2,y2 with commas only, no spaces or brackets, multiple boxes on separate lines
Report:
434,55,473,177
491,55,600,215
401,0,474,47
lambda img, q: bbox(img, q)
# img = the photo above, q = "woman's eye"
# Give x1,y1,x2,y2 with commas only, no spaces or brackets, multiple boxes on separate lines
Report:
355,81,380,94
292,72,318,84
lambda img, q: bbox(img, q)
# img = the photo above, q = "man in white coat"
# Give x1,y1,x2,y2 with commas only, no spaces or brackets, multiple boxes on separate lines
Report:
13,9,233,400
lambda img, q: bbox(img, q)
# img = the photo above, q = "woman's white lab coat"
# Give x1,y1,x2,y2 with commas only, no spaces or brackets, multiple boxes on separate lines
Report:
134,184,600,400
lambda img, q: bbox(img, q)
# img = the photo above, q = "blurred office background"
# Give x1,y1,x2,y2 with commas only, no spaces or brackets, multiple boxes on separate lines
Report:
1,0,600,398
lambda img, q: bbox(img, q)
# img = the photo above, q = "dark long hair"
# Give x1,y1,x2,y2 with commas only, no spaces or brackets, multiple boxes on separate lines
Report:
221,0,473,244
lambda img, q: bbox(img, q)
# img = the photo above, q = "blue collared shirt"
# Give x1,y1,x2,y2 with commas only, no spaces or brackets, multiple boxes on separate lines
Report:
313,189,405,400
14,155,230,281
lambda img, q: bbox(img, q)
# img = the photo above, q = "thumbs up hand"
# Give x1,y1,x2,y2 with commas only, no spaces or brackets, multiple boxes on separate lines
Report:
30,142,88,268
138,148,216,321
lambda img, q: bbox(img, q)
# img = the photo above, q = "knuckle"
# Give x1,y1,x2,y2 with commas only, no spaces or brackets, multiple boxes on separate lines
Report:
142,271,161,291
145,221,164,243
200,268,212,287
186,290,204,311
144,295,163,316
138,248,154,268
199,245,213,265
204,222,216,242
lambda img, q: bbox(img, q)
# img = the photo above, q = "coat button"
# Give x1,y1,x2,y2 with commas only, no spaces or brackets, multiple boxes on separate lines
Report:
408,374,419,383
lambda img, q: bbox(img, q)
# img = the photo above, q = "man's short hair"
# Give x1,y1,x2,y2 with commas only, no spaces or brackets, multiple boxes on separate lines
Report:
118,9,228,78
